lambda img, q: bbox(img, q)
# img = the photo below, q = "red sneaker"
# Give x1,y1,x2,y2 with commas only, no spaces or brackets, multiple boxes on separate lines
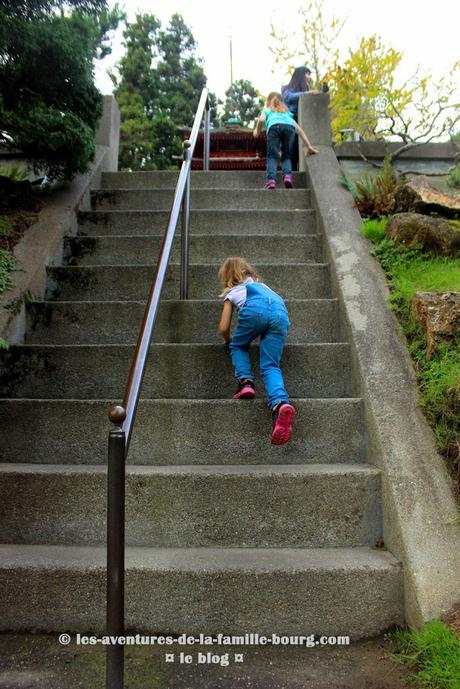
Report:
271,403,296,445
232,379,256,399
283,174,294,188
264,180,276,189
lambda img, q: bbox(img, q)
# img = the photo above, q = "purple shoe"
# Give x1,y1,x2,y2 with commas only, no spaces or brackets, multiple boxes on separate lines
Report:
232,379,256,400
283,174,294,188
264,180,276,189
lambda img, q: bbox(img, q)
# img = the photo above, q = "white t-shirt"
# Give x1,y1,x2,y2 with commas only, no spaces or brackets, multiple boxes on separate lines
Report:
224,277,254,309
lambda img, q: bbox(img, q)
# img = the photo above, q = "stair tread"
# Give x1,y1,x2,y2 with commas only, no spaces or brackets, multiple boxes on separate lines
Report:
78,209,317,236
50,261,328,267
10,342,348,349
91,188,312,210
30,298,339,305
80,208,315,214
0,543,400,572
69,232,320,239
0,396,362,402
0,462,380,476
96,187,310,193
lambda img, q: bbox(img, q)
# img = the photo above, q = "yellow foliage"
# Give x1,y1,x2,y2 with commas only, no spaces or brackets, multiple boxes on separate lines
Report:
327,35,409,141
270,1,460,144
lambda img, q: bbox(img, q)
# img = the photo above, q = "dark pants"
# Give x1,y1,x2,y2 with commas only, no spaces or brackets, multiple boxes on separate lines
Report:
266,124,296,181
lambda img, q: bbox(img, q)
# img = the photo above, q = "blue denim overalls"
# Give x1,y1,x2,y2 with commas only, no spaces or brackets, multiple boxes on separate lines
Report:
229,282,290,408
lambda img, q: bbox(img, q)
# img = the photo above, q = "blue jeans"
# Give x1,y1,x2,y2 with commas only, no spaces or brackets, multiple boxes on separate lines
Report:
229,282,291,408
266,124,296,181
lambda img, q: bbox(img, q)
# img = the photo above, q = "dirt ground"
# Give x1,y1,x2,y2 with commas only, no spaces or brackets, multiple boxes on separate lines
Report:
0,633,411,689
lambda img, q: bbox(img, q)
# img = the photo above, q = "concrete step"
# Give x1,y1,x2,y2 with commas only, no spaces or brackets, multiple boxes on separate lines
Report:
91,188,311,211
0,463,382,548
101,170,308,189
26,299,341,345
45,264,331,301
0,544,404,637
0,343,353,399
78,209,317,236
64,234,322,266
0,398,364,465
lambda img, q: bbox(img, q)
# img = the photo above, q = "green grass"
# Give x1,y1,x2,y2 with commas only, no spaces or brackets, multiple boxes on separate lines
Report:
361,216,388,243
389,621,460,689
362,218,460,460
0,249,16,294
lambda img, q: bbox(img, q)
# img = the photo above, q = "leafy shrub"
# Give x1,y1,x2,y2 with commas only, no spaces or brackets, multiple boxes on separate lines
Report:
0,3,121,179
0,216,14,238
447,164,460,189
341,156,400,218
0,163,29,182
0,249,16,293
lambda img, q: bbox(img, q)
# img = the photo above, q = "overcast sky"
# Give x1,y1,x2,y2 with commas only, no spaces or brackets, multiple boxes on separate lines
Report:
95,0,460,101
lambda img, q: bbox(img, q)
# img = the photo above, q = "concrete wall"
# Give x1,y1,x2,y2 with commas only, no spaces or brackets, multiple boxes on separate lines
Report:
299,93,460,628
298,98,458,176
95,95,120,173
0,96,120,344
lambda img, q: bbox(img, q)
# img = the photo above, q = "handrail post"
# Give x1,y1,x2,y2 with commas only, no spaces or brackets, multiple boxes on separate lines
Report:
106,404,127,689
204,98,211,171
180,140,191,300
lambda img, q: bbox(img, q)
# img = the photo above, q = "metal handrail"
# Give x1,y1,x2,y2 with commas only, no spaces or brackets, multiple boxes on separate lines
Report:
105,88,210,689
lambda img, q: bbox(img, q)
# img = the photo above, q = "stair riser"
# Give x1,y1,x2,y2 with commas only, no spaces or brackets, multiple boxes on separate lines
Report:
64,235,322,265
0,399,364,465
26,300,340,345
0,552,404,638
101,171,308,189
79,210,317,236
0,344,352,399
45,265,331,301
0,467,382,548
91,189,311,211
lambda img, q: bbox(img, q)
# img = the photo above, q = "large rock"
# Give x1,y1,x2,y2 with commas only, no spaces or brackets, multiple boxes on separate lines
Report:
412,291,460,358
386,213,460,256
395,175,460,217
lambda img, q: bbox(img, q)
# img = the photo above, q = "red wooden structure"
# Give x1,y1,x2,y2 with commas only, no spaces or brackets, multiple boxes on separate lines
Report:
180,126,267,170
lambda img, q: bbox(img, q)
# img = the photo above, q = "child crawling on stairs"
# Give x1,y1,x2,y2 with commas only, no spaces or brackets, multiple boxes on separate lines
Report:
217,256,295,445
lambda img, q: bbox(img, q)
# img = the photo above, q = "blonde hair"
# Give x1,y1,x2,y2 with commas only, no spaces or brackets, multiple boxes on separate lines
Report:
266,92,288,113
218,257,259,297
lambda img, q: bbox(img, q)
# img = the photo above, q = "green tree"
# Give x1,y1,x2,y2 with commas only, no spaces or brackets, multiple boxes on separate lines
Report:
0,0,108,20
114,12,216,171
270,1,459,151
270,0,345,89
328,38,459,152
327,36,410,141
222,79,264,127
0,1,122,179
114,13,179,170
154,14,207,126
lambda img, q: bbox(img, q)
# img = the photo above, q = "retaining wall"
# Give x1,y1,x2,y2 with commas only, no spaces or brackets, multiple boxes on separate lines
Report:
0,96,120,344
299,93,460,627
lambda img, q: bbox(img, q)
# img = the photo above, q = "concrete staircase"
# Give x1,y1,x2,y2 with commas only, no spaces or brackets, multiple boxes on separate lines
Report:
0,170,404,638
